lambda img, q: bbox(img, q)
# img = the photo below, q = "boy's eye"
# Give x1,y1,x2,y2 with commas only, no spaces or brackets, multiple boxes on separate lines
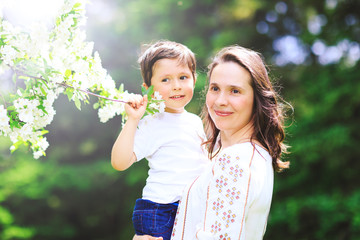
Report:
180,76,188,80
161,78,170,82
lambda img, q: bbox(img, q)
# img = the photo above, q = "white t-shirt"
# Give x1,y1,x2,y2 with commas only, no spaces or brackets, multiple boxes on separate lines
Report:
133,111,210,204
171,142,274,240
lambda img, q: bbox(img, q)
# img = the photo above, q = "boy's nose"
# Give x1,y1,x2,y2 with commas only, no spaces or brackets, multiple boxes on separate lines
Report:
172,80,181,90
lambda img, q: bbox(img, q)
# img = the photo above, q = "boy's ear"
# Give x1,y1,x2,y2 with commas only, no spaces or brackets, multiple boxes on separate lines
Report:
142,82,149,90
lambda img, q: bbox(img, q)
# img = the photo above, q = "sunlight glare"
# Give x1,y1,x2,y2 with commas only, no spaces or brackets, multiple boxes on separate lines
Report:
1,0,63,30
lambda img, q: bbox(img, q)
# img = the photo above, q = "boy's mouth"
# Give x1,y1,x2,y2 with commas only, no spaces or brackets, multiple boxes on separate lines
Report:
170,95,185,100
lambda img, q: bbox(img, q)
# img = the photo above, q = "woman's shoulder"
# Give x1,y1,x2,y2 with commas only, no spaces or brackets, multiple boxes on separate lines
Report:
219,142,271,163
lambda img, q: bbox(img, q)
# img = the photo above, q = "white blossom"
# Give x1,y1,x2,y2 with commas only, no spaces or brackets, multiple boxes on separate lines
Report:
33,151,44,159
18,107,35,123
98,102,125,123
153,91,163,100
158,101,166,113
0,105,10,134
0,45,18,66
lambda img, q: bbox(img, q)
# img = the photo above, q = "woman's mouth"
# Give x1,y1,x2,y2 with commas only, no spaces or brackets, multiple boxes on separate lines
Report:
214,110,232,117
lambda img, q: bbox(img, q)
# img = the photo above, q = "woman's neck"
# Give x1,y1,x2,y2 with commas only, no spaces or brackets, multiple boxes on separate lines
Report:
220,123,254,148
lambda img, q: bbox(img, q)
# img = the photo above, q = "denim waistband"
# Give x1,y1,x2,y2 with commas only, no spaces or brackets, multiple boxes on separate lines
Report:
134,198,179,210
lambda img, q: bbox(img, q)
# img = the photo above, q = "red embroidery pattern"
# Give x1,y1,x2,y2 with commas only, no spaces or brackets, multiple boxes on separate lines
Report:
219,232,230,240
172,199,182,238
212,152,244,236
210,220,222,234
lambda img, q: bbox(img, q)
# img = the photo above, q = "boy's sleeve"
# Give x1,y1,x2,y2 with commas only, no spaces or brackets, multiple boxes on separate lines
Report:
133,117,154,161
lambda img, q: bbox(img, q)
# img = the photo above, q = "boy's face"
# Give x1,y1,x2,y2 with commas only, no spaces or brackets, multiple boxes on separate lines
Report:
149,58,195,113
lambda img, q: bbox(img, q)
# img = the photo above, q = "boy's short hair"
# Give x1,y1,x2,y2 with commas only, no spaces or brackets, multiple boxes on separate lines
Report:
138,40,196,87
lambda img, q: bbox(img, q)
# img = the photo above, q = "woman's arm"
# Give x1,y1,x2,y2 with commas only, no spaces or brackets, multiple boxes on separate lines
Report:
201,146,255,239
132,234,163,240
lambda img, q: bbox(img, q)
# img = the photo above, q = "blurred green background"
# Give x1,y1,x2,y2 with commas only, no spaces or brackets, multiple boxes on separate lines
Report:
1,0,360,239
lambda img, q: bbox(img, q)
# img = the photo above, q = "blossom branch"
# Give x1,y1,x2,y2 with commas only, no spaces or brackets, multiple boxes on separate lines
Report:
0,0,164,159
13,69,128,103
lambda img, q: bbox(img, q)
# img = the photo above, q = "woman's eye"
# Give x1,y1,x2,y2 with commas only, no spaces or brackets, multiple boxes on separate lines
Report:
210,86,219,91
180,76,188,80
232,89,240,94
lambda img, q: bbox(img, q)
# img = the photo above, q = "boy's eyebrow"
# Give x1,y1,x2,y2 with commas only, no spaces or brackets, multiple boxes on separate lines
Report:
179,71,192,75
158,71,192,77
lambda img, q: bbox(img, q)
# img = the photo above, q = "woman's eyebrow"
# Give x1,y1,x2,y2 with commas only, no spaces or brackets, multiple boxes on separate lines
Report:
228,84,245,90
210,82,245,90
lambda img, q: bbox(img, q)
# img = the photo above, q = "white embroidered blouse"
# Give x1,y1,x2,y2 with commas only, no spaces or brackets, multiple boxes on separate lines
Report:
171,142,274,240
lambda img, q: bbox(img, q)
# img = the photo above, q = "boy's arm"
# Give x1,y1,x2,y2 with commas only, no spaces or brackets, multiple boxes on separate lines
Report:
111,95,147,171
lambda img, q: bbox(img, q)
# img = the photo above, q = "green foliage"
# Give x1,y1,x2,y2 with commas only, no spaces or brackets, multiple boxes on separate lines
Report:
0,135,147,239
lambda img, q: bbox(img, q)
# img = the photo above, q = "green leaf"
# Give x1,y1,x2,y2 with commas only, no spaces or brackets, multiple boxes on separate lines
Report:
37,105,48,114
39,86,47,96
141,85,154,101
141,85,147,95
40,130,49,135
74,97,81,110
65,69,72,78
18,76,30,81
65,88,74,101
11,140,24,153
93,102,99,109
73,2,82,9
147,85,154,96
72,18,78,28
7,106,15,111
119,83,124,93
55,17,61,26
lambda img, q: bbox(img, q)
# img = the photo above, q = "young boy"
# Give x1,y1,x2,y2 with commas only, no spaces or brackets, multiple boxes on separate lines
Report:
111,40,209,240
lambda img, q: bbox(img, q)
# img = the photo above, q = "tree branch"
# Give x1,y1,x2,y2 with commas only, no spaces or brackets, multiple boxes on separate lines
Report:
14,69,128,104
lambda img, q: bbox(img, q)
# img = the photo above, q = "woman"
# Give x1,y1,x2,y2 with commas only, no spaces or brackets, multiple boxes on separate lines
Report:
135,45,290,240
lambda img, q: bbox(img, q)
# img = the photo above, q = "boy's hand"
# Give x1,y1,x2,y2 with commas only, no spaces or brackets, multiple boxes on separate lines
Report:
125,94,148,121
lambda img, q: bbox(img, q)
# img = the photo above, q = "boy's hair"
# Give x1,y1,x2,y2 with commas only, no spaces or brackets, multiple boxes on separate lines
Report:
138,40,196,87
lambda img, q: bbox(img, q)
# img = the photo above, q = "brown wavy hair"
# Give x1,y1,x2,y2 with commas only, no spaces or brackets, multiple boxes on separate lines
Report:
202,45,290,172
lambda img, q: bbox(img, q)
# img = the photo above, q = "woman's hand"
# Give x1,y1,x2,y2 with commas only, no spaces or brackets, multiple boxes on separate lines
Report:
132,234,163,240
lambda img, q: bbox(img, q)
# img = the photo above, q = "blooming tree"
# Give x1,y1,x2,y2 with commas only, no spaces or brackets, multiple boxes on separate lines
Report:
0,0,164,159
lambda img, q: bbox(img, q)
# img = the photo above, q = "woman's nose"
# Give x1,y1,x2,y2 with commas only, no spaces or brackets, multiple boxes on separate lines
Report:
215,92,227,106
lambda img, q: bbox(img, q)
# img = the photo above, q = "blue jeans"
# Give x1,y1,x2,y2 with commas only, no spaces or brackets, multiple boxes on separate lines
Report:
132,198,179,240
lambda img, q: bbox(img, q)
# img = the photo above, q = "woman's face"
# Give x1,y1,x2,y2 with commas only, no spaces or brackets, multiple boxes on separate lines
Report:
206,61,254,136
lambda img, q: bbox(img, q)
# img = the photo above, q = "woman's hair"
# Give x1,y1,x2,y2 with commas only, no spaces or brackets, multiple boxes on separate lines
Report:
202,45,290,172
138,40,197,87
